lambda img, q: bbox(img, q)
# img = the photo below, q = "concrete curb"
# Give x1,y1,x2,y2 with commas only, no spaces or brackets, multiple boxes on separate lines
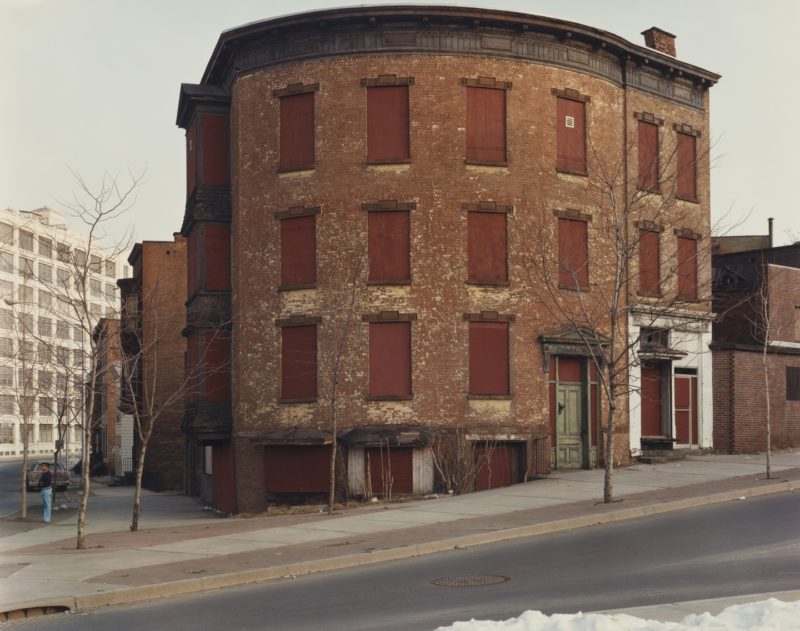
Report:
3,478,797,616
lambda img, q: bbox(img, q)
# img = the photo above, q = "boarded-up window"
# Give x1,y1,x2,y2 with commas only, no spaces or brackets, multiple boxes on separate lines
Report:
468,211,507,284
366,447,413,495
466,87,506,164
558,218,589,289
676,132,697,200
639,229,660,295
187,229,199,297
205,224,231,291
468,322,509,395
280,216,316,288
202,115,230,186
368,211,410,283
264,445,330,493
786,367,800,401
280,92,315,171
281,325,317,400
637,121,659,191
367,86,410,163
556,97,586,174
186,334,198,403
369,322,411,398
204,332,230,402
677,236,698,300
186,120,197,196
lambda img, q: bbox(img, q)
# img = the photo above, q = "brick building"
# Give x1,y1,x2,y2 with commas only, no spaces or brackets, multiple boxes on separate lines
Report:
176,7,718,513
118,236,187,491
712,235,800,453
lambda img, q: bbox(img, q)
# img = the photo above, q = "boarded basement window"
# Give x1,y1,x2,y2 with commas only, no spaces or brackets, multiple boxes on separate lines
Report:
279,92,315,171
558,217,589,289
556,97,586,174
677,236,698,300
638,228,661,296
676,131,697,201
467,211,507,285
281,325,317,400
367,85,410,163
637,120,659,191
466,86,507,164
369,321,412,399
468,321,509,396
264,445,330,493
280,215,316,289
368,211,410,283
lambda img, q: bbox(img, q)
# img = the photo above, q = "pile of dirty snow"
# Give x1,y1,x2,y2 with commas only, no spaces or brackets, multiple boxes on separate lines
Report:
435,598,800,631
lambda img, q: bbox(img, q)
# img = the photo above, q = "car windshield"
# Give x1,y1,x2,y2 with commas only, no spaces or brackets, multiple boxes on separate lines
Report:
32,463,66,472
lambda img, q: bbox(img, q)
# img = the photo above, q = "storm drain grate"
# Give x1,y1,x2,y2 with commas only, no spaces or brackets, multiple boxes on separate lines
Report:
431,575,510,588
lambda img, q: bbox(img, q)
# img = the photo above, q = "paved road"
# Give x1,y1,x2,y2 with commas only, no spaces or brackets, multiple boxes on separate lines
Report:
13,492,800,630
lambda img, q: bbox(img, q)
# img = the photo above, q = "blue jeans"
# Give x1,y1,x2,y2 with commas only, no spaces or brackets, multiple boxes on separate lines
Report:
41,487,52,523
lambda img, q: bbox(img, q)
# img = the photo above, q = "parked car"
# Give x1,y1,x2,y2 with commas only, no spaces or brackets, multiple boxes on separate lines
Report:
27,462,72,492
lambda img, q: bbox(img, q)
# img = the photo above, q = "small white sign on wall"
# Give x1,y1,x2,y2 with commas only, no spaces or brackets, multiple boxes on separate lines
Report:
565,116,575,128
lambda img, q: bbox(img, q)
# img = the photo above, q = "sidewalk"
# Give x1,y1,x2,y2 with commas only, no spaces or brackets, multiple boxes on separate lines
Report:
1,451,798,619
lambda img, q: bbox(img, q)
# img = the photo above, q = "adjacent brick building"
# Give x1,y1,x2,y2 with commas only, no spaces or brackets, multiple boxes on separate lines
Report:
118,236,187,491
176,6,719,513
712,237,800,452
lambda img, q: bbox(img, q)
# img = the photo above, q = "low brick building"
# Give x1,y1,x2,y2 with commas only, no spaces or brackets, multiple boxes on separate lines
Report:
176,6,719,513
712,238,800,453
118,236,188,491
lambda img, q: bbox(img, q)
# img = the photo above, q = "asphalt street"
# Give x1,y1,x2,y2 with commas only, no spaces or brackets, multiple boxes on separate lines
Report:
11,492,800,631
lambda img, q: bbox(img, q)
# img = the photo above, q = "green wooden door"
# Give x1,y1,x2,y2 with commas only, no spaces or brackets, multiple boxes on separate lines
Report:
557,384,583,468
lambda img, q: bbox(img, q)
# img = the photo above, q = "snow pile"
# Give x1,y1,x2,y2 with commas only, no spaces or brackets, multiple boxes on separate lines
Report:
435,598,800,631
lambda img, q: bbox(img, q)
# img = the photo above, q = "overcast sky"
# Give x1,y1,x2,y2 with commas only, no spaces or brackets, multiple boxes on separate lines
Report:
2,0,798,246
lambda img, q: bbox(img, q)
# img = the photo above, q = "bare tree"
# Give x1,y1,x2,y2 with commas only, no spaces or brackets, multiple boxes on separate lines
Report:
514,128,715,502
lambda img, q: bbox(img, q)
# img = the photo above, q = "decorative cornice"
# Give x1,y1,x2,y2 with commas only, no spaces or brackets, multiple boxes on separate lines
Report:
195,7,718,113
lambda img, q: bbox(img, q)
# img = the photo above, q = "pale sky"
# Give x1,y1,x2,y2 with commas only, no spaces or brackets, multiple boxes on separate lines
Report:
2,0,798,246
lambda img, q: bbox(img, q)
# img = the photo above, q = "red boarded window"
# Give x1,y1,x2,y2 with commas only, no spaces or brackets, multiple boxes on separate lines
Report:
185,333,198,404
366,447,413,495
556,97,586,174
677,236,698,300
467,212,507,284
369,322,411,398
368,211,410,283
187,228,199,298
637,121,659,191
186,121,197,197
281,325,317,400
202,115,230,186
367,86,410,163
204,224,231,291
264,445,330,493
204,331,230,402
280,92,315,171
558,218,589,289
468,321,509,396
280,215,316,289
466,87,506,164
638,229,661,295
676,132,697,201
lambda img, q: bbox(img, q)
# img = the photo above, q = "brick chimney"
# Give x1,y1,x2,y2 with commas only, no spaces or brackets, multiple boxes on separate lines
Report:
641,27,676,57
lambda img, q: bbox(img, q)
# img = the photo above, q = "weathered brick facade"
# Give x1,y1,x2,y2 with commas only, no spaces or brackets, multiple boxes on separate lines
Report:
177,7,718,513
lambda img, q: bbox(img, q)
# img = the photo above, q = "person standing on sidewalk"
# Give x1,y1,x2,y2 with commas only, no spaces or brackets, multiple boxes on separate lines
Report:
39,463,53,523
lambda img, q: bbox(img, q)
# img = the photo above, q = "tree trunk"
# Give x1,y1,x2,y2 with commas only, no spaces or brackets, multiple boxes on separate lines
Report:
20,439,29,520
763,346,772,479
327,396,337,515
130,440,147,531
76,429,91,549
603,378,617,503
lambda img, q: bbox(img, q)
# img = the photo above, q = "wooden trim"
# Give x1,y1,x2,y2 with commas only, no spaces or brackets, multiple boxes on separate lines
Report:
362,311,417,322
360,74,415,87
278,284,316,291
278,397,317,404
553,209,592,222
466,280,510,288
464,159,509,167
460,76,512,90
462,201,513,214
361,200,416,212
366,394,414,401
672,122,702,138
463,311,515,322
275,315,322,327
272,82,320,98
634,111,664,126
551,87,591,102
467,394,512,400
274,206,321,220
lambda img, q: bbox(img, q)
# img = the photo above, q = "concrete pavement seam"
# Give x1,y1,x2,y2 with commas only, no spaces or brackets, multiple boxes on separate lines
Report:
4,479,796,615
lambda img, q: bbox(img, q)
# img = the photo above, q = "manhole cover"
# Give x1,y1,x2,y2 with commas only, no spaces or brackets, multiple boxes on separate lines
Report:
431,575,510,588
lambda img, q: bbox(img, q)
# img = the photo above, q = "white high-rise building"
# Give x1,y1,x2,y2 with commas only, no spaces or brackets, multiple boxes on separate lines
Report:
0,207,127,461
